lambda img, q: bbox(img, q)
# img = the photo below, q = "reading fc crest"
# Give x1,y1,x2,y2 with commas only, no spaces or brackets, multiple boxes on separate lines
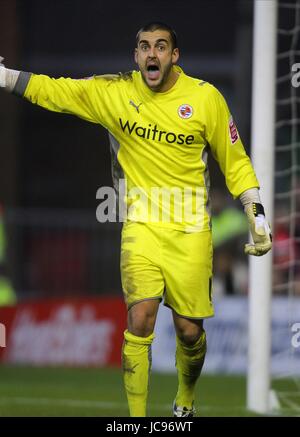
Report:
178,104,193,119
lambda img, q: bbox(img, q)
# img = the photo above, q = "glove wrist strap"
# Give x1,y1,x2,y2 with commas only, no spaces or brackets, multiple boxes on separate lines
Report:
251,202,265,217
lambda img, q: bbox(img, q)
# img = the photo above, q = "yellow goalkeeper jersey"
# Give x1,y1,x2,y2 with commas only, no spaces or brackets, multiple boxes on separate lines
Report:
23,66,259,232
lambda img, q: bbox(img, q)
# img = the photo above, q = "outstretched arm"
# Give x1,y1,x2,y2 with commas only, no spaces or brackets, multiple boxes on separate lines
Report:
0,57,105,124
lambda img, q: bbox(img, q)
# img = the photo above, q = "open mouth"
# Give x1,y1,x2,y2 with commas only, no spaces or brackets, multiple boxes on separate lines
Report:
147,64,160,80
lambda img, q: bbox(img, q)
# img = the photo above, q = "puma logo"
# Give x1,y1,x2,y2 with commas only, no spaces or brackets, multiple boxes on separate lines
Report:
129,100,142,113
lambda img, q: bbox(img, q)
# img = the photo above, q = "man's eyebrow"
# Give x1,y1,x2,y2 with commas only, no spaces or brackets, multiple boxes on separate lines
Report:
138,38,169,45
155,39,169,44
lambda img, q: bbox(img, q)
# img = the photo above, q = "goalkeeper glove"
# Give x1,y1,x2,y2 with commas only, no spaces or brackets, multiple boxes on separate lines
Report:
0,57,5,87
0,57,20,91
244,202,272,256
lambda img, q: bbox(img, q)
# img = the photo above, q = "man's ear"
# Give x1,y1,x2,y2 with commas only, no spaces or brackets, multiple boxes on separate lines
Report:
134,48,138,64
172,48,180,65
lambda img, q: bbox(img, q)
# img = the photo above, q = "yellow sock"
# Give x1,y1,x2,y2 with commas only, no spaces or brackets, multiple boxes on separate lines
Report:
122,329,155,417
175,330,206,409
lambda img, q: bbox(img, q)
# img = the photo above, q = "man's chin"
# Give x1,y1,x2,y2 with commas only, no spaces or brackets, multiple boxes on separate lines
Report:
147,80,162,91
143,75,163,91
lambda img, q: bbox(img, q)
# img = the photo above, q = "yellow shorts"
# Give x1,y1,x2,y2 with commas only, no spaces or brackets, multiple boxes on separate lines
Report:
120,221,214,319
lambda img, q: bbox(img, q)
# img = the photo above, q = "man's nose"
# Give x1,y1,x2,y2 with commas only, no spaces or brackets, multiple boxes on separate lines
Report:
147,46,156,58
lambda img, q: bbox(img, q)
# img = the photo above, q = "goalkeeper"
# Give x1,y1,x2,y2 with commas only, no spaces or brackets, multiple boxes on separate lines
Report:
0,23,272,417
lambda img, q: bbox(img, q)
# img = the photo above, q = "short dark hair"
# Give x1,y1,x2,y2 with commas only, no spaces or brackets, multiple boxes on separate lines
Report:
136,22,178,50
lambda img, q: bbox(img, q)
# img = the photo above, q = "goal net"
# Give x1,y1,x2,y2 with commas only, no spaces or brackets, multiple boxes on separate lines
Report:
248,0,300,416
271,0,300,415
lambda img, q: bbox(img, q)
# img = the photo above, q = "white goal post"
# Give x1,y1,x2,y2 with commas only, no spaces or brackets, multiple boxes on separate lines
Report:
247,0,278,413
